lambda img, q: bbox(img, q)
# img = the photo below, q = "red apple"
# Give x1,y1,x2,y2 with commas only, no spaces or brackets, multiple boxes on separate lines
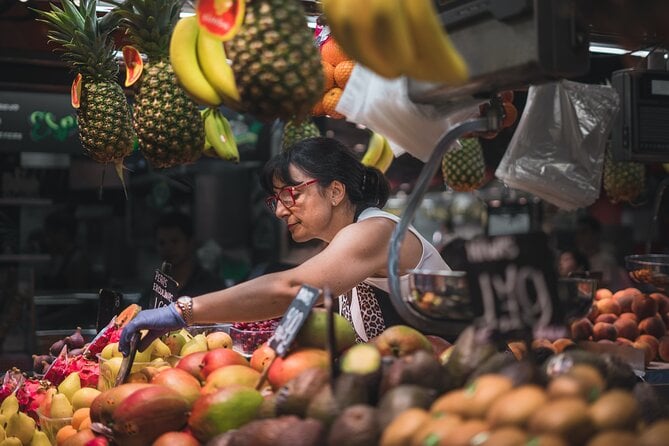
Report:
153,431,199,446
151,368,202,407
632,294,659,320
637,334,659,362
596,298,621,315
595,313,618,324
592,322,617,341
201,364,264,395
650,293,669,314
595,288,613,301
570,318,593,341
425,335,452,357
201,348,249,378
619,312,638,323
266,347,329,389
249,342,277,372
176,351,207,383
633,340,655,366
586,304,600,323
614,317,639,341
371,325,432,357
638,316,666,339
658,336,669,362
616,337,635,347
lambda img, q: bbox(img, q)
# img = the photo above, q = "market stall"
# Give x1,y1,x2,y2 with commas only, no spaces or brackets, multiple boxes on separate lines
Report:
1,0,669,445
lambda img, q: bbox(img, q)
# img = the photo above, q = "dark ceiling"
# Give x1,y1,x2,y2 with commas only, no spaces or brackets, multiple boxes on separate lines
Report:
0,0,666,93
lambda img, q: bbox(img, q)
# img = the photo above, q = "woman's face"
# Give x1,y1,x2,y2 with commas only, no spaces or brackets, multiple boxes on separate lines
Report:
271,165,333,243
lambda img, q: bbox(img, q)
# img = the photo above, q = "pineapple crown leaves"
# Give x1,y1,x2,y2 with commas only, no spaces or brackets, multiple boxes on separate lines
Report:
34,0,120,81
107,0,183,59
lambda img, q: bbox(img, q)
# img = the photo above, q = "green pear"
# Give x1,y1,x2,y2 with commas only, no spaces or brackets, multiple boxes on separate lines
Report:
0,414,7,430
49,393,73,419
100,342,116,360
5,412,34,445
180,337,208,356
0,424,5,441
0,395,18,417
133,344,154,364
178,328,194,342
100,356,124,389
163,332,187,356
57,372,81,404
71,387,101,411
150,338,172,359
0,437,22,446
193,333,208,346
28,430,50,446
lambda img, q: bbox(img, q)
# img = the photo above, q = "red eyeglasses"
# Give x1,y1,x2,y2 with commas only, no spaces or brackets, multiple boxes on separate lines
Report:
265,179,318,212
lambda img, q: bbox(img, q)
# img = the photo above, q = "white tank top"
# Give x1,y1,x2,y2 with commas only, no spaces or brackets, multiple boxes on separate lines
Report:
357,207,451,296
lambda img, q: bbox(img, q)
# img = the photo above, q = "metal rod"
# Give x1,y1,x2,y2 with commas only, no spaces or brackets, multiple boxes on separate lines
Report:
646,176,669,254
388,114,495,312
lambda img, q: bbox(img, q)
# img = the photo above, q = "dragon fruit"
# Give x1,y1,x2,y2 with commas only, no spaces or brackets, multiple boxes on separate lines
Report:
43,354,99,388
0,368,25,403
15,378,53,422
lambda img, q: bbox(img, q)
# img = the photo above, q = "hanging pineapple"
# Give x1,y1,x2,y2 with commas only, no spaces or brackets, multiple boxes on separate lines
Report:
224,0,324,122
114,0,204,168
281,119,321,151
441,138,486,192
36,0,135,167
603,148,645,203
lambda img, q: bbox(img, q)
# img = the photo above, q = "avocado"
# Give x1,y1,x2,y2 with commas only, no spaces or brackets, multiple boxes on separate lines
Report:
376,384,437,429
275,368,330,417
379,350,445,396
326,404,380,446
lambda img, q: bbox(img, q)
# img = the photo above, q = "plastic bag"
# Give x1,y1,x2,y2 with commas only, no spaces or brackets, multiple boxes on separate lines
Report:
496,80,620,210
336,65,482,161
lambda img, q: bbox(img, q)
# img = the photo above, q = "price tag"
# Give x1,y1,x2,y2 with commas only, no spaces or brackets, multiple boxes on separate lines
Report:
268,285,321,357
151,269,179,309
462,233,563,339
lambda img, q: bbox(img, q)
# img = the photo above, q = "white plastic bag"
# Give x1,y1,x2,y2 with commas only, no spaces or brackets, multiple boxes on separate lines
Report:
336,65,481,161
496,80,620,210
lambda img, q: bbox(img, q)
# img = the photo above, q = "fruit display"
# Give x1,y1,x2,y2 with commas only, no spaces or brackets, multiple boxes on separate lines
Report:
116,0,205,168
313,37,354,120
361,132,395,174
322,0,468,84
568,287,669,366
35,0,135,171
603,146,646,204
441,138,486,192
224,0,324,122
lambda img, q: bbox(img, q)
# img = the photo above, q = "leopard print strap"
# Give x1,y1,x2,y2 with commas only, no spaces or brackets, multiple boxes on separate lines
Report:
339,282,386,342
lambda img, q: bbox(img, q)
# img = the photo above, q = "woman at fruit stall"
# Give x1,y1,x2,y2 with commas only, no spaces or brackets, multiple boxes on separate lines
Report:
120,137,450,353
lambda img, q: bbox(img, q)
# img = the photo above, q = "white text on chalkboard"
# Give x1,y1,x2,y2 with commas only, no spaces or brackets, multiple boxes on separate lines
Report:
466,236,520,263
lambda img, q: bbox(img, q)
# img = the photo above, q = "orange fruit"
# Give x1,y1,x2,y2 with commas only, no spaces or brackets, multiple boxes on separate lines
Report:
78,416,92,431
321,39,350,66
322,88,345,119
56,424,77,445
71,407,90,430
322,61,335,91
334,60,355,89
311,100,326,117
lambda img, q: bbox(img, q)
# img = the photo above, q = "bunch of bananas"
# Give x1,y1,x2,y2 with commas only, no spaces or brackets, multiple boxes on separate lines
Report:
322,0,468,84
170,16,241,108
361,132,394,173
201,107,240,162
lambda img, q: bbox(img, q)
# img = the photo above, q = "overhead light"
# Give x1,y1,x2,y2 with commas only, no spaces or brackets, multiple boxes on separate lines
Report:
589,44,651,58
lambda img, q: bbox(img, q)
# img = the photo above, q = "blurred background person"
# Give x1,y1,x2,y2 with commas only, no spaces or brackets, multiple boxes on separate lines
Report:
38,209,90,290
558,248,590,277
139,211,224,308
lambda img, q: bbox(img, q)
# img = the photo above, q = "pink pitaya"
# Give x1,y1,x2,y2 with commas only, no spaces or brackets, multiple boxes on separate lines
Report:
85,436,110,446
0,368,25,403
43,354,99,389
15,378,53,422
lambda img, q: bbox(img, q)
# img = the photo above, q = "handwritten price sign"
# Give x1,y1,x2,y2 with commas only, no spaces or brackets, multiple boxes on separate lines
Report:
463,233,563,339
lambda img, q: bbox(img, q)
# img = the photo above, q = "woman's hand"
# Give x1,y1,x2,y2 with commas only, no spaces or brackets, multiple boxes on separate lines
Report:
119,304,187,355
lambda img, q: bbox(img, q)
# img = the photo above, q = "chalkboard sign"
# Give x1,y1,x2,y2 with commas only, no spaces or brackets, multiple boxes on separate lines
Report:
151,269,179,309
462,233,563,339
269,284,321,357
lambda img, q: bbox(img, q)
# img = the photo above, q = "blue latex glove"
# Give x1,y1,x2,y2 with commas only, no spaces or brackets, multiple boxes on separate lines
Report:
119,303,187,356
